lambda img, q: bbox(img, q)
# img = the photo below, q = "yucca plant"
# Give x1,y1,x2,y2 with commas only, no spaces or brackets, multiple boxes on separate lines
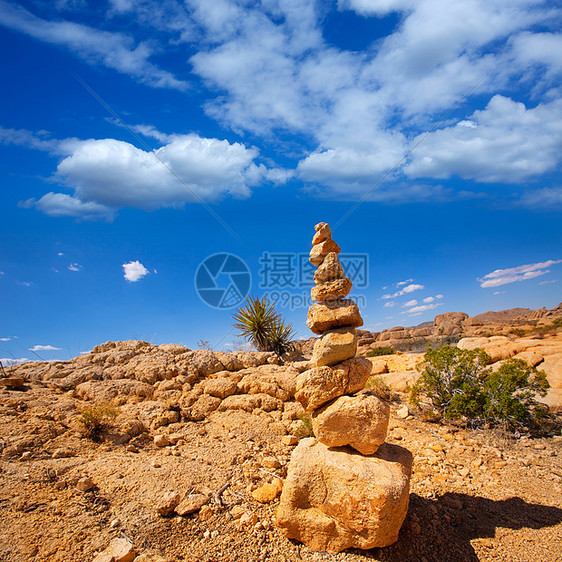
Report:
233,295,296,355
267,316,297,356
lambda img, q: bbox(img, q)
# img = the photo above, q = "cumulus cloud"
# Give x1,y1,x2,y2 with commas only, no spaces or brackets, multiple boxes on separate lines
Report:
68,263,82,271
4,0,562,206
13,131,287,219
384,302,395,308
402,299,418,307
0,337,12,342
382,283,424,299
29,344,61,351
479,260,562,288
123,260,149,282
186,0,561,195
0,0,187,90
21,192,113,221
405,96,562,183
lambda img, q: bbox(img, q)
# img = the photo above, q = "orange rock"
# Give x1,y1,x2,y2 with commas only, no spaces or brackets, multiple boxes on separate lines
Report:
251,479,283,503
276,439,412,553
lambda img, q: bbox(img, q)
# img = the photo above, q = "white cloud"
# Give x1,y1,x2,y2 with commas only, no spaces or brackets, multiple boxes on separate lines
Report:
4,0,562,207
29,344,61,351
401,303,442,314
479,260,562,288
0,337,12,342
22,192,113,221
13,131,288,219
18,281,33,287
405,96,562,183
510,31,562,91
423,294,443,303
493,291,506,295
123,260,149,282
515,187,562,210
384,301,395,308
382,283,424,299
338,0,414,16
0,0,187,90
68,263,82,271
396,279,413,287
402,299,418,307
539,279,557,285
0,357,30,366
184,0,561,196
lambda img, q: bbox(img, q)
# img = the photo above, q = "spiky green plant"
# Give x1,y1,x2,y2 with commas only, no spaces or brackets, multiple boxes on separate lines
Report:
266,316,297,356
233,295,296,355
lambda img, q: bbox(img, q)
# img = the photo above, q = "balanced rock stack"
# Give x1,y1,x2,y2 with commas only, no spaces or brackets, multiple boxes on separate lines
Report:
276,222,413,554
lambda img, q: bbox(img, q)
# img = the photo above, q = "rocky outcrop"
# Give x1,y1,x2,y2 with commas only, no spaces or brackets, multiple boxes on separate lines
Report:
297,302,562,356
276,222,412,553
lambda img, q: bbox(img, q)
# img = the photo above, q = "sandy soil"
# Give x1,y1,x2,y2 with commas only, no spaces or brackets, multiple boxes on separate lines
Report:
1,378,561,562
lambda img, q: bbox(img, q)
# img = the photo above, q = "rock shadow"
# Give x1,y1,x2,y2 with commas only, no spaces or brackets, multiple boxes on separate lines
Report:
354,492,562,562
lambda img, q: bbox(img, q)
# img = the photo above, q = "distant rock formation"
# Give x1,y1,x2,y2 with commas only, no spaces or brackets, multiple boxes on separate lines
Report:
276,223,412,553
298,302,562,355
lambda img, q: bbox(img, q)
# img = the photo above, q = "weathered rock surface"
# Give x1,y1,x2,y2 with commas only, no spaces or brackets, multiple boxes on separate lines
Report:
175,494,208,516
310,278,352,302
276,438,413,553
313,252,346,285
294,358,372,412
312,391,390,455
311,222,331,245
309,239,341,266
92,538,136,562
307,299,363,335
311,327,357,367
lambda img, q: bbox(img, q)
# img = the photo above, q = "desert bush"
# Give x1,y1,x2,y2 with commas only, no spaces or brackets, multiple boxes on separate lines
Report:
483,359,549,427
365,376,394,401
295,413,314,438
365,346,396,357
78,404,120,441
411,346,549,431
233,295,296,356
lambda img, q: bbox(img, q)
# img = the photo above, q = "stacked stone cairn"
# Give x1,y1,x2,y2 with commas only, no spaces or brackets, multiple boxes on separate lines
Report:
276,222,413,553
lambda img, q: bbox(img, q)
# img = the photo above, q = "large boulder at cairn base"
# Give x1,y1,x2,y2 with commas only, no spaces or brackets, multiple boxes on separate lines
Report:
307,299,363,335
295,357,372,412
311,327,357,367
276,439,413,553
312,391,390,455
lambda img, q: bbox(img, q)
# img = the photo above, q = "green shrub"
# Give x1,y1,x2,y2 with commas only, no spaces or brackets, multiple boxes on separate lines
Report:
295,413,314,438
233,295,296,356
365,376,393,401
78,404,120,441
411,346,549,431
365,346,396,357
483,359,549,426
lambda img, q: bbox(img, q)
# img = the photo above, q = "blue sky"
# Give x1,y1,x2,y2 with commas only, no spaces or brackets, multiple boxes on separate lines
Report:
1,0,561,363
